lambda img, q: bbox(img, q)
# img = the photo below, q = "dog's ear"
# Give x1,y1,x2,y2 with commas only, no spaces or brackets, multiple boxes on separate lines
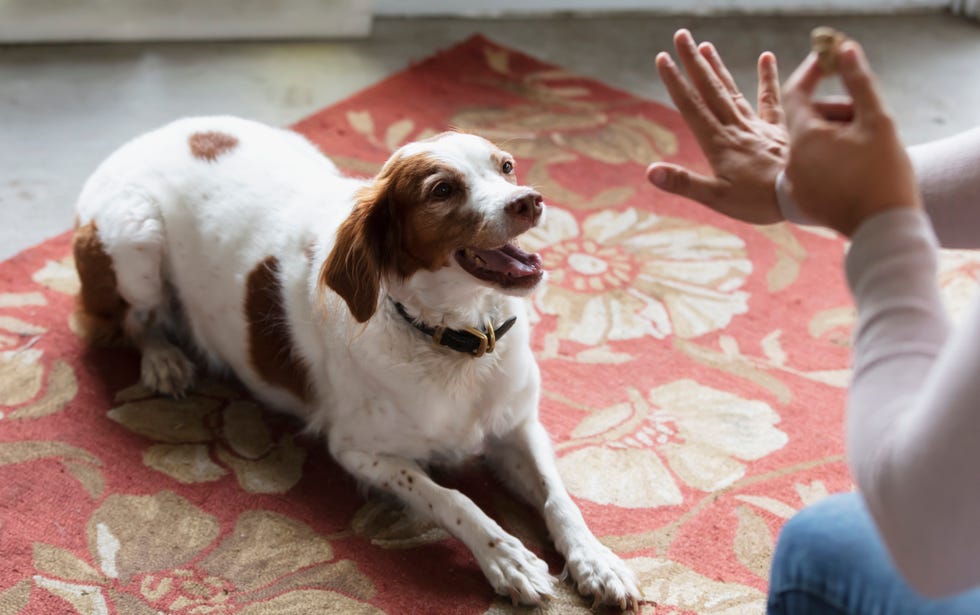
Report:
320,184,395,323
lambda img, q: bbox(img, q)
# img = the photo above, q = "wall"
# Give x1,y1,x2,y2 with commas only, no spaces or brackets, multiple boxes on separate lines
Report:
0,0,371,42
374,0,950,15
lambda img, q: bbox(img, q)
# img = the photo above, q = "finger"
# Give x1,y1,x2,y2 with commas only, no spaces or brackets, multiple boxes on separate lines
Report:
673,29,740,124
756,51,784,125
698,42,755,118
647,162,724,207
836,41,887,120
782,53,825,136
656,52,725,145
813,97,855,122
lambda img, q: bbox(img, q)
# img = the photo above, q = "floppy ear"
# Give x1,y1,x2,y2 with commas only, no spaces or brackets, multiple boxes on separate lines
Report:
319,185,394,323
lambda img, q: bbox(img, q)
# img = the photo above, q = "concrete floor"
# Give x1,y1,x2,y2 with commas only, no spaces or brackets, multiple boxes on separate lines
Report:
1,13,978,261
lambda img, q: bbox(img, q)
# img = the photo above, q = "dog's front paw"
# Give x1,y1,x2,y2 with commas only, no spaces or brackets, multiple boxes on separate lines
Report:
564,541,640,611
141,345,195,398
478,533,556,606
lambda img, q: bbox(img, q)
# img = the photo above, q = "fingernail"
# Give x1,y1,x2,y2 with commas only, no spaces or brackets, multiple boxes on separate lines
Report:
649,166,668,187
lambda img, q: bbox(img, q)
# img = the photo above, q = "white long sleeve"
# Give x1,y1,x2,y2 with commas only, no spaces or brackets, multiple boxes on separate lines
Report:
906,127,980,248
778,126,980,248
845,208,980,597
775,127,980,595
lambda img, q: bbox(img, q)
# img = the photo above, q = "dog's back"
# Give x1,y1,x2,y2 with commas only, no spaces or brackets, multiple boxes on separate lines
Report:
73,116,361,405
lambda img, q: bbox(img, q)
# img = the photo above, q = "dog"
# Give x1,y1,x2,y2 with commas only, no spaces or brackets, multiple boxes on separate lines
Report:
73,116,640,609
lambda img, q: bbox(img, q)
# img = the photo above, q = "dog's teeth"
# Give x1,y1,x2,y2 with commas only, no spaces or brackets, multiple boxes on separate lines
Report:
474,255,486,267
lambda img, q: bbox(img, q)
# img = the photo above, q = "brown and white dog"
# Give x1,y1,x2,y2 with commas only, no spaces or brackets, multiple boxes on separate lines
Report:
73,116,639,609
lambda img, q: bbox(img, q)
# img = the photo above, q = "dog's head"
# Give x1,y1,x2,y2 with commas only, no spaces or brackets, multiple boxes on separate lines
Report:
321,132,545,322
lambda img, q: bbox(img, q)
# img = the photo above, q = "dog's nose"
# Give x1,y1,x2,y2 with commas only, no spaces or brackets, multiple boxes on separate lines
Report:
505,191,543,224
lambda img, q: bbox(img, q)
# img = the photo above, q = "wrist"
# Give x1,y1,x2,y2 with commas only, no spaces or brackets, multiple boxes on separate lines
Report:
775,170,815,226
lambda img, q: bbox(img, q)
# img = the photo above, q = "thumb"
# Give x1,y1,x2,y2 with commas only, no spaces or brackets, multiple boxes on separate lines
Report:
837,41,886,120
647,163,721,207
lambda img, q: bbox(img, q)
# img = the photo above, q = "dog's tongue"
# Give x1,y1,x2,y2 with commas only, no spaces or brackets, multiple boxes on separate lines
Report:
471,244,541,277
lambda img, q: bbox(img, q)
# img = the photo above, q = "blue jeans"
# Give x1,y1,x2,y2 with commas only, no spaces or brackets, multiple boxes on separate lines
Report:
767,492,980,615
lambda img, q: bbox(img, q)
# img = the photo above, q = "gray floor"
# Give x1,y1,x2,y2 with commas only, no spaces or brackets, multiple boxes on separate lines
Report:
1,13,978,261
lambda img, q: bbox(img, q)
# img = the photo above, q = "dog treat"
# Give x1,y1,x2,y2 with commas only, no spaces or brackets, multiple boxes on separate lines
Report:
811,26,845,73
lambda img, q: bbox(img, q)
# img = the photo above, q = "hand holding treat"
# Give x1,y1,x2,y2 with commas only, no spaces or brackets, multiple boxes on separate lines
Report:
811,27,846,73
781,39,921,237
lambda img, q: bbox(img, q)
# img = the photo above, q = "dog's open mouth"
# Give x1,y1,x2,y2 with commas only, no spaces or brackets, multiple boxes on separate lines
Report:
454,242,544,290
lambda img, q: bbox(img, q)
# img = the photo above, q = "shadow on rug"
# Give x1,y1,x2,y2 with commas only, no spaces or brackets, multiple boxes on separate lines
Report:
1,33,920,614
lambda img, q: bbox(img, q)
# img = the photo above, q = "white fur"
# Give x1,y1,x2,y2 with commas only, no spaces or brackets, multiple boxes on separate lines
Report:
76,116,639,609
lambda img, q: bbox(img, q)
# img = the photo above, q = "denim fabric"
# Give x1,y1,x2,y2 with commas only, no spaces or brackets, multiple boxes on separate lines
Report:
767,493,980,615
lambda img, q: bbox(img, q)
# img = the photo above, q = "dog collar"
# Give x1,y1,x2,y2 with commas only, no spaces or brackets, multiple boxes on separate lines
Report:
392,301,517,358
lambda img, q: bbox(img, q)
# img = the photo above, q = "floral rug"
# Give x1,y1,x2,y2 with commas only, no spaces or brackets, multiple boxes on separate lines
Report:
3,34,977,615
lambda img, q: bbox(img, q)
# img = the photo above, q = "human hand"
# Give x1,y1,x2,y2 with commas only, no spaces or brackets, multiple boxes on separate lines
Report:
647,29,788,224
782,41,921,237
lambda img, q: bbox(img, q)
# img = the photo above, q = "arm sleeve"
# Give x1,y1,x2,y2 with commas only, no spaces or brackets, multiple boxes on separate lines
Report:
777,126,980,248
844,207,980,597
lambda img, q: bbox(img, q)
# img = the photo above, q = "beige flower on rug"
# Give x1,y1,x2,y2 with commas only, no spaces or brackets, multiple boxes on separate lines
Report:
627,557,766,614
109,382,306,494
350,497,450,550
32,255,81,295
452,46,678,212
484,555,766,614
27,490,379,615
556,380,787,508
0,270,78,421
732,480,835,580
522,207,751,345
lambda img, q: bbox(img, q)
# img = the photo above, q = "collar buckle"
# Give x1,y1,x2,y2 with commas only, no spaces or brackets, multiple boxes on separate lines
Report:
432,325,446,348
462,319,496,358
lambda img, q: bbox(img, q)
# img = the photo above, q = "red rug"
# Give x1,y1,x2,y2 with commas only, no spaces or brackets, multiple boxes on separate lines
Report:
0,34,932,614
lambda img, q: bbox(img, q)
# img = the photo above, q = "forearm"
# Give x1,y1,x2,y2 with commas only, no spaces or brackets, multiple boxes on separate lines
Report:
906,126,980,248
778,126,980,247
845,208,980,596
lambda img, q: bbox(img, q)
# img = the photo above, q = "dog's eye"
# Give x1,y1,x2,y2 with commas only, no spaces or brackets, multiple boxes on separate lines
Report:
502,160,514,174
433,182,454,198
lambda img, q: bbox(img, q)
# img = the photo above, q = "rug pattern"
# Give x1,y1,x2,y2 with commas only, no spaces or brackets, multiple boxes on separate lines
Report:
2,35,978,615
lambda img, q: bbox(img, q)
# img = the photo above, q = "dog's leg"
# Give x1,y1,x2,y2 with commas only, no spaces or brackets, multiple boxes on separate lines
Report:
487,420,641,611
130,312,195,398
334,449,557,605
95,191,195,397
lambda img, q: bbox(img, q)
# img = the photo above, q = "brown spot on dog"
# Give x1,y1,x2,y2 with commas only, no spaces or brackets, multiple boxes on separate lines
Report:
73,222,129,345
189,131,239,162
320,151,484,322
245,256,313,403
